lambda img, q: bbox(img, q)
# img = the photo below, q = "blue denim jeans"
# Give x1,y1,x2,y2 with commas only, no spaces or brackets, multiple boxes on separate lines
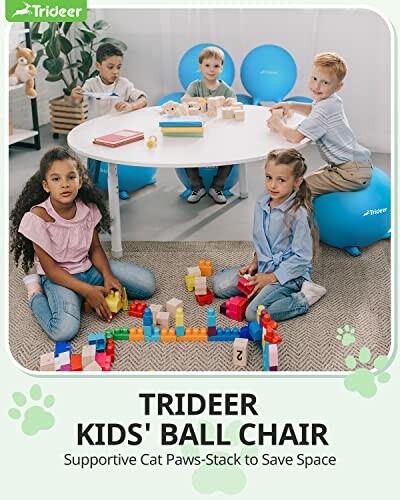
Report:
30,261,156,342
213,265,309,322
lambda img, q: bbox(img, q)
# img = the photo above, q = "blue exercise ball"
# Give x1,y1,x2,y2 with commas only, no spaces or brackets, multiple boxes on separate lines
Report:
175,165,239,196
236,93,252,105
156,92,185,106
314,168,391,256
178,43,235,90
284,95,313,103
97,162,157,193
240,45,297,105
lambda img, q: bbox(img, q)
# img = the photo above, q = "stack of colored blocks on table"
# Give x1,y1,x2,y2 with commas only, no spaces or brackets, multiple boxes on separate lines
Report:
159,115,204,137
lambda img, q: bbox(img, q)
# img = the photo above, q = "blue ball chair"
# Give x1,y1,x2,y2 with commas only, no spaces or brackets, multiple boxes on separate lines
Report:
314,168,391,256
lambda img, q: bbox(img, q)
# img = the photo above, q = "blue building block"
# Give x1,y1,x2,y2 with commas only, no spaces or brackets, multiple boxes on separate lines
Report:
146,327,161,342
144,325,153,337
207,308,216,327
239,325,252,340
54,341,71,357
88,332,105,351
143,307,153,327
249,321,262,341
209,327,241,342
263,342,270,371
176,325,185,337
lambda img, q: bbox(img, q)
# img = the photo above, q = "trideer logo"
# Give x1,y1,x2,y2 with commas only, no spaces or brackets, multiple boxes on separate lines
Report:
12,2,32,17
6,0,87,22
362,207,388,216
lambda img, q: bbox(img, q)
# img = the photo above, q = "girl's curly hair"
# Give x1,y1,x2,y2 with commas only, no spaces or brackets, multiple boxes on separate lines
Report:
10,146,111,273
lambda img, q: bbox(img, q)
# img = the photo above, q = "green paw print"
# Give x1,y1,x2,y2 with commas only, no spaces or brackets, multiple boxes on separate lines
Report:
182,421,255,495
344,347,391,398
336,324,356,346
8,385,55,436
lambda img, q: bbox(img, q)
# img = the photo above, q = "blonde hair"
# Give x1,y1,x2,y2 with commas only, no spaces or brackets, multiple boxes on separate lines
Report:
313,52,347,82
266,149,319,258
199,46,225,65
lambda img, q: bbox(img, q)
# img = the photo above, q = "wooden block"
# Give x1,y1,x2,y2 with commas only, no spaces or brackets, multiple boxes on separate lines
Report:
268,344,279,369
156,311,170,329
222,107,235,119
39,352,55,371
149,304,163,324
187,266,201,276
166,298,183,318
234,109,245,121
83,360,102,372
82,344,96,367
233,338,248,367
194,276,207,295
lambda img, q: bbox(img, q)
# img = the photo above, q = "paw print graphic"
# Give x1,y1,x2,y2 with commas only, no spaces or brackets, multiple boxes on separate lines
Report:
344,347,391,398
8,385,55,436
336,324,356,346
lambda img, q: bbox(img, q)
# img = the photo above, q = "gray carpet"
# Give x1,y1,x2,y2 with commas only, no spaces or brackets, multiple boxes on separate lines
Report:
9,240,391,372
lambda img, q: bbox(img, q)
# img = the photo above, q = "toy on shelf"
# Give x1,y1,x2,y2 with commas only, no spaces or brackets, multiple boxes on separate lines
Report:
198,259,213,277
128,300,148,318
233,338,248,367
237,274,255,297
195,288,214,306
9,47,37,98
146,135,157,149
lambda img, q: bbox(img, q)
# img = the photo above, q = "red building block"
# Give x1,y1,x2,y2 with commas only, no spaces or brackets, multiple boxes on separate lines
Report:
262,316,282,344
237,275,255,297
225,296,249,322
70,353,82,371
128,300,148,318
106,339,115,363
195,288,214,306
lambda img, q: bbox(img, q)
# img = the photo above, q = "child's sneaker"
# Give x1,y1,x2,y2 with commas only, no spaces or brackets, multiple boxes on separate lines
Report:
23,274,43,300
187,187,206,203
208,187,227,204
301,280,327,306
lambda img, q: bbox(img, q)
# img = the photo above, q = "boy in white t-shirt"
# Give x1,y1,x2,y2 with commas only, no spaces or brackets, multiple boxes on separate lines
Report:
71,43,147,197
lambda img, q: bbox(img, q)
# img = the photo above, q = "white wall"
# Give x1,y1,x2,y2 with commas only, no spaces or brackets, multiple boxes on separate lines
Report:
98,7,392,154
10,8,391,153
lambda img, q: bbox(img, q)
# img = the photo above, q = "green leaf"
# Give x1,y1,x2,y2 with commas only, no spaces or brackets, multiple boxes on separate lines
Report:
63,22,73,36
64,62,80,70
31,32,43,42
77,28,97,44
59,36,73,55
45,37,61,58
89,69,99,79
31,22,41,34
75,37,85,48
41,27,53,45
45,74,62,82
43,57,64,75
33,49,45,67
98,37,127,52
93,19,110,31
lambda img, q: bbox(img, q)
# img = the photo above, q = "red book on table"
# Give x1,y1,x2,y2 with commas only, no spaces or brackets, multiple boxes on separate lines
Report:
93,129,144,147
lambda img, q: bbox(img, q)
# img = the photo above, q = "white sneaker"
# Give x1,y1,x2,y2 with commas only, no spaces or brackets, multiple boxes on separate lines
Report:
187,187,206,203
301,280,327,306
209,187,227,204
23,274,43,300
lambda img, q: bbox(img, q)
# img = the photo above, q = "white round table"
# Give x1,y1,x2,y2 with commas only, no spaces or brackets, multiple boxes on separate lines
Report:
68,105,306,257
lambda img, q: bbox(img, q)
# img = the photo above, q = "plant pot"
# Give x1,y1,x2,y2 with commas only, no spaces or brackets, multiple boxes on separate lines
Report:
49,95,88,135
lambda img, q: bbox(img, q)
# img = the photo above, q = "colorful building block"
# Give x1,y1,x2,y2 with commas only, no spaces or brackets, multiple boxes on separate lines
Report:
156,311,170,329
194,276,207,295
160,327,177,342
237,274,255,297
106,339,115,363
82,344,96,368
225,296,248,322
71,353,83,371
83,360,102,372
129,327,145,341
209,327,241,342
113,327,129,341
88,333,105,351
54,341,71,357
185,274,195,292
55,351,71,370
198,259,213,277
166,298,183,318
195,288,214,306
39,352,55,371
187,266,201,277
146,326,161,342
149,304,163,324
239,325,252,340
143,307,153,327
233,338,248,367
177,327,208,342
269,343,279,370
128,300,148,318
105,288,128,314
248,321,262,341
175,307,185,337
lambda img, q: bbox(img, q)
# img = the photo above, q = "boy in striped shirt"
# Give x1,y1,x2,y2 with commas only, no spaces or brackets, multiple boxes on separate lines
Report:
268,52,372,196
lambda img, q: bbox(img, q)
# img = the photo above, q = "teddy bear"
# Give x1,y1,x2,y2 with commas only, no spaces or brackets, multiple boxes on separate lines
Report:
9,47,37,98
160,100,188,116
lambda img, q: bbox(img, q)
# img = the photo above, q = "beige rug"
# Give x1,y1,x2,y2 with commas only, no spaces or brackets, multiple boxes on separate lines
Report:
9,240,391,372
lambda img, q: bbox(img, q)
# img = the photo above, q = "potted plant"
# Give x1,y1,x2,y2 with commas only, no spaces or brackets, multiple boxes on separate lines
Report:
31,20,127,135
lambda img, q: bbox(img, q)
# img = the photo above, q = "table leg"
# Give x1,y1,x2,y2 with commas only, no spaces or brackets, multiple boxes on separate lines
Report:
108,162,123,258
238,163,248,199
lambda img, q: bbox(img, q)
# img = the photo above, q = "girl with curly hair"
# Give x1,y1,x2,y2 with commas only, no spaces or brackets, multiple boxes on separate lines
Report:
10,147,155,341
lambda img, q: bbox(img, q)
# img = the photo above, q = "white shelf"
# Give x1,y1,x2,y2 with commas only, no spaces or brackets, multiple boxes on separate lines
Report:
9,128,39,145
9,83,25,92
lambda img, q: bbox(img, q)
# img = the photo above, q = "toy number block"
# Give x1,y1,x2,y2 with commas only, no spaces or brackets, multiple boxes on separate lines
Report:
233,338,248,367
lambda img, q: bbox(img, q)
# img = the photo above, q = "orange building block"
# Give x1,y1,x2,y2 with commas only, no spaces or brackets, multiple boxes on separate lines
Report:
129,327,145,341
177,327,208,342
160,327,177,342
71,353,82,371
199,259,213,277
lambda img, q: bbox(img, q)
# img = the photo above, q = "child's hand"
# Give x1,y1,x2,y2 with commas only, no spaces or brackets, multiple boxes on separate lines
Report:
71,86,84,97
115,102,132,112
104,275,123,298
225,97,236,106
270,101,291,114
84,285,112,322
267,113,284,132
239,262,258,276
247,272,278,299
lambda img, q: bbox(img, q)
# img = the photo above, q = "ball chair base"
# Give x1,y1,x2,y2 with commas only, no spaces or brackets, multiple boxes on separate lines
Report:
179,188,235,199
338,231,391,257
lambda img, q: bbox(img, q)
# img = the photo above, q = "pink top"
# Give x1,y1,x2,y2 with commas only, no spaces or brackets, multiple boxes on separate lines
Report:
18,197,102,275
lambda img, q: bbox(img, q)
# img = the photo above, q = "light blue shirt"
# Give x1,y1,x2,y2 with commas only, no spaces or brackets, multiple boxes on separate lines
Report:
253,192,313,284
296,93,370,165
